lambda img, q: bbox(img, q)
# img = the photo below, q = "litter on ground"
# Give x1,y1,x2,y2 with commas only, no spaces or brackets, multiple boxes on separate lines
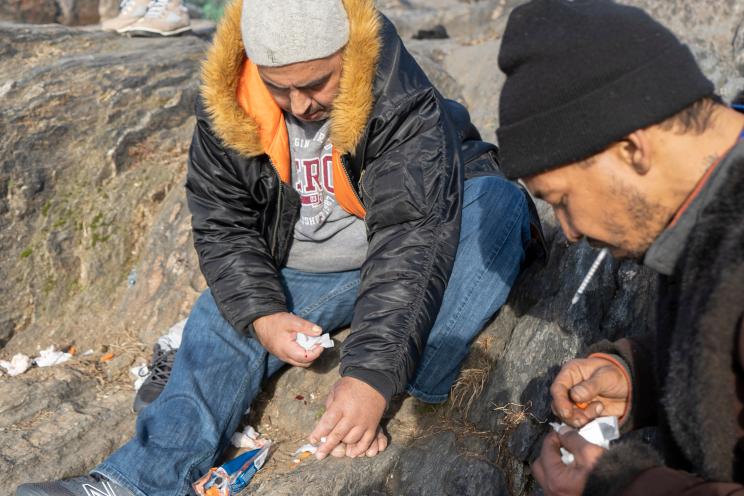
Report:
34,346,73,367
0,353,31,376
231,425,269,450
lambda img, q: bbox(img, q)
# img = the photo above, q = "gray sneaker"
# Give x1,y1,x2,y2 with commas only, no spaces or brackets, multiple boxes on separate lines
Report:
16,474,135,496
119,0,191,36
132,343,176,413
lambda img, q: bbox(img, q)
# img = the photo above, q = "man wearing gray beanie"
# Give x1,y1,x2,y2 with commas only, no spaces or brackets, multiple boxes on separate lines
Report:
495,1,744,495
17,1,544,495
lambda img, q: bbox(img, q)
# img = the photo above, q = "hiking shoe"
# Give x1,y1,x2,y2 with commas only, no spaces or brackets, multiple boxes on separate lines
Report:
132,343,176,413
119,0,191,36
16,474,135,496
101,0,150,32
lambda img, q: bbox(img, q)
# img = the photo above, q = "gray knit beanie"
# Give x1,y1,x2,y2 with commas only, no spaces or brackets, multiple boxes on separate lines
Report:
242,0,350,67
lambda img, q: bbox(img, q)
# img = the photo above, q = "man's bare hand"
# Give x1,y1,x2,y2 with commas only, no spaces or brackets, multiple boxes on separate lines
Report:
322,428,389,458
551,357,629,428
309,376,386,459
531,427,605,496
253,312,324,368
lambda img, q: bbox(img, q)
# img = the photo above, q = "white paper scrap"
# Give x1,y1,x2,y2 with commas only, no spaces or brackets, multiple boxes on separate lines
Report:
292,443,318,456
0,353,31,376
231,425,266,449
550,416,619,465
296,333,334,351
34,346,72,367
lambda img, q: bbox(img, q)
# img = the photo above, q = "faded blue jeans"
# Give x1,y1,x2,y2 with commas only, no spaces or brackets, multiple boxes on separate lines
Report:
96,176,531,496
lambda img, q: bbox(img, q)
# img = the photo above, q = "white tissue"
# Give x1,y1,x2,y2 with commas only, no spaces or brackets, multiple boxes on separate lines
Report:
550,416,620,464
292,443,318,456
0,353,31,376
231,425,266,449
296,333,334,351
34,346,72,367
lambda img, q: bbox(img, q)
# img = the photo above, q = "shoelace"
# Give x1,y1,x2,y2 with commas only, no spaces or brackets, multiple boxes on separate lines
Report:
140,347,176,387
144,0,170,19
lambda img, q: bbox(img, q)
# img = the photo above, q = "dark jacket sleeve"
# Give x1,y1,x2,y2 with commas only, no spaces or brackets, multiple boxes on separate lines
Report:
185,100,287,334
584,440,744,496
339,88,463,402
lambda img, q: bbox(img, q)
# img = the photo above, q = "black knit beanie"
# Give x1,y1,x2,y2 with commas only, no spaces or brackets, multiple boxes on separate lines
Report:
496,0,714,179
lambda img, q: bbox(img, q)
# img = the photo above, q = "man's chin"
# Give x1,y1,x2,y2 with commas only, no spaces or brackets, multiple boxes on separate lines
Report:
608,246,646,262
587,240,643,261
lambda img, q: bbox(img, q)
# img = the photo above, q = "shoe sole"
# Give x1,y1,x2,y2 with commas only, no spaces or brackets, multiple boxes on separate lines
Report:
118,25,192,36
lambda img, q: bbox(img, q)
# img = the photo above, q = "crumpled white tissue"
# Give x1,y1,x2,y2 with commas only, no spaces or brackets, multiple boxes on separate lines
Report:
296,333,334,351
231,425,267,450
34,346,72,367
550,416,620,465
0,353,31,376
130,363,149,390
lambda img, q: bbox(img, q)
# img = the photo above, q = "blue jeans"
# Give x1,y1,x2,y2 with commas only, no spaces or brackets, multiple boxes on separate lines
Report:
96,176,531,496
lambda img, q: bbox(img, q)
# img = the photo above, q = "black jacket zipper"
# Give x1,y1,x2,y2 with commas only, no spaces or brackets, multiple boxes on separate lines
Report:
268,158,283,258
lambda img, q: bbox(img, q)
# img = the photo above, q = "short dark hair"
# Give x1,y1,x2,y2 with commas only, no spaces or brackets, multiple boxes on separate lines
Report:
657,96,722,135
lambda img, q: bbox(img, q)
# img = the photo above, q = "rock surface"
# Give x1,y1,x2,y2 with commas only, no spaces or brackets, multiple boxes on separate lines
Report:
1,1,743,495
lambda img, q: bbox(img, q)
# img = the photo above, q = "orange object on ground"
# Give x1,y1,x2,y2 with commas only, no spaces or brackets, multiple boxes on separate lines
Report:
100,352,115,362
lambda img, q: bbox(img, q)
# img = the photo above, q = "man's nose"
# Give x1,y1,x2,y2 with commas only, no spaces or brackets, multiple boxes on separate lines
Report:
289,90,312,116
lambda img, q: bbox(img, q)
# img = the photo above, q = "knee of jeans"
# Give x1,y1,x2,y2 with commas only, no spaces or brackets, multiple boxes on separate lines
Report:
465,176,524,213
138,393,221,449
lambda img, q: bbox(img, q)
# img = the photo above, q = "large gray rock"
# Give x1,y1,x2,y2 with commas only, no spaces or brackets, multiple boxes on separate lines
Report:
1,1,742,494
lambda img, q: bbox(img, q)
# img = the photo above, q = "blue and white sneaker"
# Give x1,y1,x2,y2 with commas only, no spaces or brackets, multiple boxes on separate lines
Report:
16,474,135,496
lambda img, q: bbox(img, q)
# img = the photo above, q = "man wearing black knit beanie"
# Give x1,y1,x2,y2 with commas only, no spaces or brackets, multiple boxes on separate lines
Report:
496,0,744,495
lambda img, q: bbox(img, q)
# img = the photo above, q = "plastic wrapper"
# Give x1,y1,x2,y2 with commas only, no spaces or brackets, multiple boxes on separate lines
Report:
193,442,271,496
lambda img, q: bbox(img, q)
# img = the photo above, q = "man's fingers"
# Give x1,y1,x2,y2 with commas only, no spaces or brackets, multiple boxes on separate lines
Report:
348,428,376,458
376,429,388,453
316,420,352,460
530,458,546,488
559,428,603,463
366,429,387,457
330,443,347,458
569,378,601,404
550,380,574,420
365,441,379,458
342,426,366,450
309,408,342,444
540,431,569,473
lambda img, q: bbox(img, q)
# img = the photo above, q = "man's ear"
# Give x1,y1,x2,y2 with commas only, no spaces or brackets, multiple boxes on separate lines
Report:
620,130,652,175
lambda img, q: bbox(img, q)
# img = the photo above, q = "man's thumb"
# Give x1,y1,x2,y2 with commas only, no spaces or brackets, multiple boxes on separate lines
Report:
569,379,598,403
288,314,322,335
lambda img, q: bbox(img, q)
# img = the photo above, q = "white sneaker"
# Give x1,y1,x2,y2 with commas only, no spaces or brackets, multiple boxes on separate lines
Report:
119,0,192,36
101,0,150,32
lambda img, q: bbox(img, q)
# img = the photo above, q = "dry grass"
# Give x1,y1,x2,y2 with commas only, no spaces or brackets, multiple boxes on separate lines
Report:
449,367,489,419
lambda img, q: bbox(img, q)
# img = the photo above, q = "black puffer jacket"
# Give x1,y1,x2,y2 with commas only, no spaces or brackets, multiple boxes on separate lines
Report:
186,0,541,402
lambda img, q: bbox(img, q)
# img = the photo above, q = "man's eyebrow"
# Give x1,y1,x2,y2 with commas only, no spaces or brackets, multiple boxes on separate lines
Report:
261,72,332,91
